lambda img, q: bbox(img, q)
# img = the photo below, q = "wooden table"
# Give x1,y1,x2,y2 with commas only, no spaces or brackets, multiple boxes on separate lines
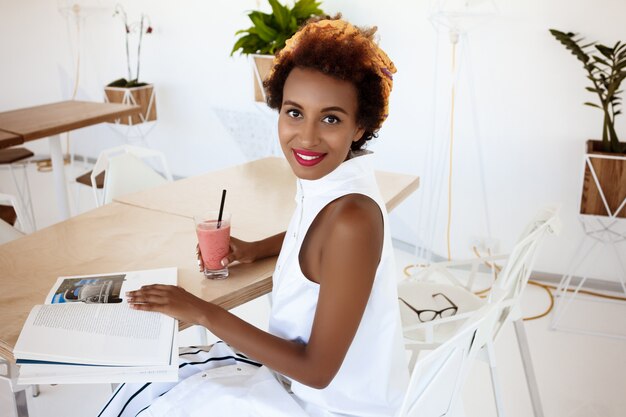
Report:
115,157,421,227
0,101,140,220
0,158,419,362
0,203,278,362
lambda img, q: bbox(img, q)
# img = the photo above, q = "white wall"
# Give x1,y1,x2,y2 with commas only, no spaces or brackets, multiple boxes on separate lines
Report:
1,0,625,281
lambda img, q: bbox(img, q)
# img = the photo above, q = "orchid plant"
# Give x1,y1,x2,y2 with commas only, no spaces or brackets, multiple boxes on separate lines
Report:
108,4,153,88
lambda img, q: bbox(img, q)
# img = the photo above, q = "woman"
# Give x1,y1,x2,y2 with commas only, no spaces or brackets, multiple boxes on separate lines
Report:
100,17,407,417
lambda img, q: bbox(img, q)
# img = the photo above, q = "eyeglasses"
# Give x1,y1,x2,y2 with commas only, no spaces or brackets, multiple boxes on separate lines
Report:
399,293,458,322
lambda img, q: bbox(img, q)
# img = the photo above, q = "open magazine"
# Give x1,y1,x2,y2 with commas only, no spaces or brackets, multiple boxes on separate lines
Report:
14,267,178,384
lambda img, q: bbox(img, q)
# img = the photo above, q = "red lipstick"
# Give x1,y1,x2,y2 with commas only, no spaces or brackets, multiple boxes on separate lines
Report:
292,149,326,167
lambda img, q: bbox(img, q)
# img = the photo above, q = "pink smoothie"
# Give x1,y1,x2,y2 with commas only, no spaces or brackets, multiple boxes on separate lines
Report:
196,220,231,270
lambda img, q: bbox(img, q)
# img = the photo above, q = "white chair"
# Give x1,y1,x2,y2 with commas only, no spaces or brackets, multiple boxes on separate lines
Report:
397,302,500,417
75,145,173,207
399,206,561,417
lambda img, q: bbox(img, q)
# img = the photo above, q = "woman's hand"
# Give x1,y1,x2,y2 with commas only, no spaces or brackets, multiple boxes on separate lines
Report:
196,237,259,272
126,284,209,324
222,236,259,265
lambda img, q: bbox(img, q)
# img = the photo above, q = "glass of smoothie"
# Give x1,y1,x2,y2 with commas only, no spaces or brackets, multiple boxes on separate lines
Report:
194,211,231,279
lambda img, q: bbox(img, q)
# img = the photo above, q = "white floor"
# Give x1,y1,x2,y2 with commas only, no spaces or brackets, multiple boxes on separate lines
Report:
1,161,625,417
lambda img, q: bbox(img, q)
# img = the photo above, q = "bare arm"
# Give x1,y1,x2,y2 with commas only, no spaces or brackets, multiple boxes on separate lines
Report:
129,196,383,389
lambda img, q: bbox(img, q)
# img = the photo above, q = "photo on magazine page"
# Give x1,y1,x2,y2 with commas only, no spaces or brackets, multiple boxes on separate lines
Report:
49,274,127,304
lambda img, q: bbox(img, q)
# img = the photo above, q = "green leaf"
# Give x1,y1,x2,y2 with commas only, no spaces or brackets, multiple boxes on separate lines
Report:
107,78,129,87
590,67,609,74
268,0,290,31
586,86,605,94
249,11,279,42
273,33,289,52
593,56,610,66
231,32,267,55
230,36,248,55
234,28,253,36
292,0,324,20
549,29,591,65
584,102,601,109
596,44,614,59
289,15,298,33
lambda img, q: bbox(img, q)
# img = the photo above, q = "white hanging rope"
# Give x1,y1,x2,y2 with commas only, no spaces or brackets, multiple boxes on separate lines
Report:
446,32,459,260
37,5,82,172
423,31,463,263
415,22,442,262
422,32,451,263
66,6,82,160
462,32,493,240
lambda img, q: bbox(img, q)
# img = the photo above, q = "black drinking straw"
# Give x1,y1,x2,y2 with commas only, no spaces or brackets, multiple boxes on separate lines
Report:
217,189,227,229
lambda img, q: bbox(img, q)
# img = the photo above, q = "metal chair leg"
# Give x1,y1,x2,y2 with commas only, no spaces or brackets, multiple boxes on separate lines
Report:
2,358,29,417
14,389,29,417
196,325,208,346
513,319,545,417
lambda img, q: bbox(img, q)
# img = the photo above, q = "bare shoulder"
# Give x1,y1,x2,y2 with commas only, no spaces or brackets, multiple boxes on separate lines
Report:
324,193,384,252
301,194,384,283
327,193,382,225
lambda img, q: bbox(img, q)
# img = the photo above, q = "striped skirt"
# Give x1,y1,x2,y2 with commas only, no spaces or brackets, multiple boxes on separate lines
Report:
97,342,312,417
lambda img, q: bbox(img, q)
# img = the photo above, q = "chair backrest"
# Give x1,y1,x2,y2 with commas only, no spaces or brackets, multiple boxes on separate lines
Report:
397,303,499,417
90,145,173,206
488,205,561,334
0,193,27,243
102,153,169,205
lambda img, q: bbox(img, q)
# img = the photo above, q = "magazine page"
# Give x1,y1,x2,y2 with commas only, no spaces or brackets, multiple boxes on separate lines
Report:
18,364,178,384
17,322,179,384
14,303,176,367
44,267,176,305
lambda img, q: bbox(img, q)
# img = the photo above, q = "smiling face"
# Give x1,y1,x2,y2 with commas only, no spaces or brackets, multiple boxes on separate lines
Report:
278,67,365,181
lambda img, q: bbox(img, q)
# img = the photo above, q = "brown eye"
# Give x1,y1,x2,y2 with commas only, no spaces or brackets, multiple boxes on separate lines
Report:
323,115,341,124
286,109,302,118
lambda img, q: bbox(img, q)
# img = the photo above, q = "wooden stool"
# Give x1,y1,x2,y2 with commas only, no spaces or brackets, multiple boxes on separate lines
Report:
76,169,106,188
0,147,34,164
0,147,36,232
74,169,105,212
0,204,17,226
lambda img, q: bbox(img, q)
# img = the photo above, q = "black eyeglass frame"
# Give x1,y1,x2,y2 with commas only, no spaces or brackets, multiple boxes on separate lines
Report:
399,292,459,323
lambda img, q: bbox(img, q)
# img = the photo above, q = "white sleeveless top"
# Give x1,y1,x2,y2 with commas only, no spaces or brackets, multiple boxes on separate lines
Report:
269,154,408,417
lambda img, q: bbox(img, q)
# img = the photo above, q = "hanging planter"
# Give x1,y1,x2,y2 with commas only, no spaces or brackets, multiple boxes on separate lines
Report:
104,83,157,125
105,5,156,125
580,140,626,218
251,54,275,102
550,30,626,218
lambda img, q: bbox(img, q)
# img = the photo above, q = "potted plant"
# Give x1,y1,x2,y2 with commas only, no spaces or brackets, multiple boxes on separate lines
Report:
104,4,157,125
231,0,326,102
550,29,626,218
